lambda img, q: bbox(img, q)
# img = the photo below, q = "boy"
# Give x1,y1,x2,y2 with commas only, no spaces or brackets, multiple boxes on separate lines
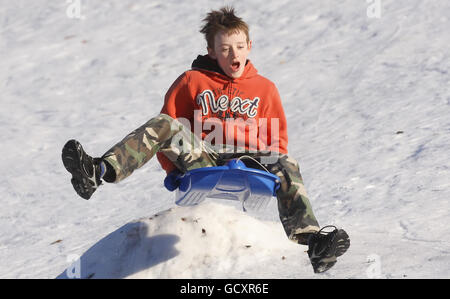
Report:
62,7,349,273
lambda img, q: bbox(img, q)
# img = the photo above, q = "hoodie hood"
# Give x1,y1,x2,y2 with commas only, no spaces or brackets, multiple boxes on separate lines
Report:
191,55,258,81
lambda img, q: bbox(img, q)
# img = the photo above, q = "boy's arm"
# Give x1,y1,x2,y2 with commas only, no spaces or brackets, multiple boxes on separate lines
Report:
261,84,288,154
160,72,193,119
157,72,194,174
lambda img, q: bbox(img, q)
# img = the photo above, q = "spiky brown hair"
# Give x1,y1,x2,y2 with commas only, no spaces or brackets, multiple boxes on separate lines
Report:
200,6,250,49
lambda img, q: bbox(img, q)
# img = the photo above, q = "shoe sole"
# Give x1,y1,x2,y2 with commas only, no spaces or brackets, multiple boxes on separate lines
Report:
334,229,350,257
313,229,350,273
62,139,93,200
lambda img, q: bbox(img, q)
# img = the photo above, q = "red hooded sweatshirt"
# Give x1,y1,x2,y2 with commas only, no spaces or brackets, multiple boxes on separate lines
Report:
158,55,288,174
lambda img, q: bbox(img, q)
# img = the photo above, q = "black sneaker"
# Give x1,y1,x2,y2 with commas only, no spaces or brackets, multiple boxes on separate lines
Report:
62,139,102,200
307,226,350,273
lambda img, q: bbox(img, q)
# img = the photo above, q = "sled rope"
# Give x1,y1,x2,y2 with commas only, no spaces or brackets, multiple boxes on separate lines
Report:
236,155,271,173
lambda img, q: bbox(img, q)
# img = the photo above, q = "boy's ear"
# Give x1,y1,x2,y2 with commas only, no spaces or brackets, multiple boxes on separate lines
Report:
207,47,217,59
248,40,252,51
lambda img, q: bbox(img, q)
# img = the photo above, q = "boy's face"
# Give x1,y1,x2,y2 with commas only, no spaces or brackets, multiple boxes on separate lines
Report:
208,30,252,79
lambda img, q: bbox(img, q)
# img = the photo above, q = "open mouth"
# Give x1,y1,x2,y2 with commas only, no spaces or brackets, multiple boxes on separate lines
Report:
231,61,241,72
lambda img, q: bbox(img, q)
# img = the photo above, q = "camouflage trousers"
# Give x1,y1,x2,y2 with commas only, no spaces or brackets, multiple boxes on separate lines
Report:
102,113,320,244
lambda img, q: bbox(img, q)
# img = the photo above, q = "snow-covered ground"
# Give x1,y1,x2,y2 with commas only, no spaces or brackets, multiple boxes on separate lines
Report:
0,0,449,279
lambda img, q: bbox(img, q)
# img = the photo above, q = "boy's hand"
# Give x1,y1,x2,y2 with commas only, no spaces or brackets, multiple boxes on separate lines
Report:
164,170,182,191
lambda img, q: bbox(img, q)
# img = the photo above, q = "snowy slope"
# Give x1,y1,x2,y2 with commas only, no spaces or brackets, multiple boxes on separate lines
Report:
0,0,449,279
56,202,310,279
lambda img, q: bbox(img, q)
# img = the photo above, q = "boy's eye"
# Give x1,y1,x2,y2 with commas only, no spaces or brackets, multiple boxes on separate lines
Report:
222,46,244,52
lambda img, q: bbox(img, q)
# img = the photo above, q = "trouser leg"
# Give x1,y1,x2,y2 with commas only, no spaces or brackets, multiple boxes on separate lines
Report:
267,154,320,245
102,113,218,182
217,152,320,245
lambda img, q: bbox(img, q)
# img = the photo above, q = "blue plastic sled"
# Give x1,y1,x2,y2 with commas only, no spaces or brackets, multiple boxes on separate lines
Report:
164,159,280,212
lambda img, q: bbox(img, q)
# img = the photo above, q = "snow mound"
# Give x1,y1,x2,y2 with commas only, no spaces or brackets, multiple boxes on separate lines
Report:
57,202,305,279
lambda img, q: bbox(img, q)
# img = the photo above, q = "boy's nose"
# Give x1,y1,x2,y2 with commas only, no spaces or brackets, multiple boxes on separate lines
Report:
230,47,238,58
